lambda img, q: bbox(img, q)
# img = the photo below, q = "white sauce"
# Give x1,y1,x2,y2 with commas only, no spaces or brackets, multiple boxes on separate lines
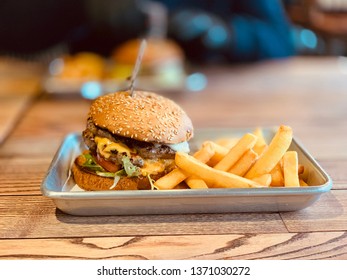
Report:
167,141,190,153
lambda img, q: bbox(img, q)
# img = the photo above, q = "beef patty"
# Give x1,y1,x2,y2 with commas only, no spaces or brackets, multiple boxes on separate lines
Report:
83,118,176,162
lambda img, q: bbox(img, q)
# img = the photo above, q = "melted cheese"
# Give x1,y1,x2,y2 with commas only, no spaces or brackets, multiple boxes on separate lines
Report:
94,137,175,176
95,137,133,159
141,159,174,176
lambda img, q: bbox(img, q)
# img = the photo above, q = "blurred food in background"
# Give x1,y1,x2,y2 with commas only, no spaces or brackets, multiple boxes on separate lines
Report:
50,52,105,80
2,0,347,59
45,52,105,95
285,0,347,55
44,38,187,96
0,0,296,62
3,0,347,98
110,38,186,88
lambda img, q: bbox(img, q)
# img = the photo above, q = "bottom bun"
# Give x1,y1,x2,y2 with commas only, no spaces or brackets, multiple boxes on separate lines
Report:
72,163,165,191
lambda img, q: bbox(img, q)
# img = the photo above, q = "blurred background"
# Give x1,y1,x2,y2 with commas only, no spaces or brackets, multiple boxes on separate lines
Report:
1,0,347,96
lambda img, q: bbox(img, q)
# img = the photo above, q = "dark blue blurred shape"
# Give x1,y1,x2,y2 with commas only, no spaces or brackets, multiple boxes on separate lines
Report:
0,0,296,63
166,0,295,62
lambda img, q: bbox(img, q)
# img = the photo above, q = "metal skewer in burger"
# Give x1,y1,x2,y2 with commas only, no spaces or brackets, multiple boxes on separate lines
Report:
72,40,194,190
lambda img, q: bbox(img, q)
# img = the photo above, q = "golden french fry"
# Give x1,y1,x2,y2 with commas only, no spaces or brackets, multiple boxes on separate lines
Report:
154,168,188,190
185,176,209,189
253,144,267,157
214,137,239,149
270,162,284,186
253,127,267,144
299,179,308,187
156,124,307,191
283,151,300,187
193,141,215,162
175,152,260,188
228,149,258,177
252,174,271,187
155,143,215,190
203,141,228,166
252,127,267,155
245,125,293,179
299,162,309,182
214,133,258,171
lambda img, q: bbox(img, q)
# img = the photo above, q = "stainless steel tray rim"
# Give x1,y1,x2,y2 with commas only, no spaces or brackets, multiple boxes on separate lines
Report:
42,183,332,200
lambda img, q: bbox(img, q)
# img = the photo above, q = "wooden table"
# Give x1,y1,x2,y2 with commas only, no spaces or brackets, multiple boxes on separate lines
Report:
0,56,346,260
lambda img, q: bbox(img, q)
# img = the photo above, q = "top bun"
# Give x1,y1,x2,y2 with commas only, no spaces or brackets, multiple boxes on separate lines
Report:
89,91,193,144
112,38,184,66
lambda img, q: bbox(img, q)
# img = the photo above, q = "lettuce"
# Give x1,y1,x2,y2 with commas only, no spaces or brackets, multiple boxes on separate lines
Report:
122,156,141,177
147,174,158,190
82,153,140,178
82,153,105,172
96,169,126,178
96,171,116,178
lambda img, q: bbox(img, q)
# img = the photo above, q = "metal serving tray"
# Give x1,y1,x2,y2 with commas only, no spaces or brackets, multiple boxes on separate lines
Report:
41,128,332,216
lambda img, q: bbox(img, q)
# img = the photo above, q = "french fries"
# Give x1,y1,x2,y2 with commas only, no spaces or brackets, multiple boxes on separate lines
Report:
203,141,228,166
245,125,293,179
270,162,284,186
283,151,300,187
214,137,239,149
193,141,216,163
252,127,268,156
185,176,209,189
154,168,188,190
228,149,258,177
154,141,215,190
252,174,272,187
155,125,309,190
214,133,257,171
175,152,260,188
300,179,308,186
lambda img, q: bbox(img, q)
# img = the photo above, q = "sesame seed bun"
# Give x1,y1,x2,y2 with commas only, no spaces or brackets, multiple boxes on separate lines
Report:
89,91,193,144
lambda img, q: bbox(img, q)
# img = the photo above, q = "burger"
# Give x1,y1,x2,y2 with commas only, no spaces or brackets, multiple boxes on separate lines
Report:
72,90,193,191
108,38,186,89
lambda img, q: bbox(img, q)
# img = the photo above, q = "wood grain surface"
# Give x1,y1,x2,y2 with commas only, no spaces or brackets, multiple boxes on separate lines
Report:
0,56,346,260
1,232,346,260
0,58,43,144
0,195,287,238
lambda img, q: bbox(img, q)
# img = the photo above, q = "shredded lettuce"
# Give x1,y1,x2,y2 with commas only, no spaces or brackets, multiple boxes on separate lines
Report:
115,169,127,177
96,171,116,178
82,153,105,172
147,174,158,190
82,153,139,178
109,175,121,190
96,169,126,178
122,156,141,177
